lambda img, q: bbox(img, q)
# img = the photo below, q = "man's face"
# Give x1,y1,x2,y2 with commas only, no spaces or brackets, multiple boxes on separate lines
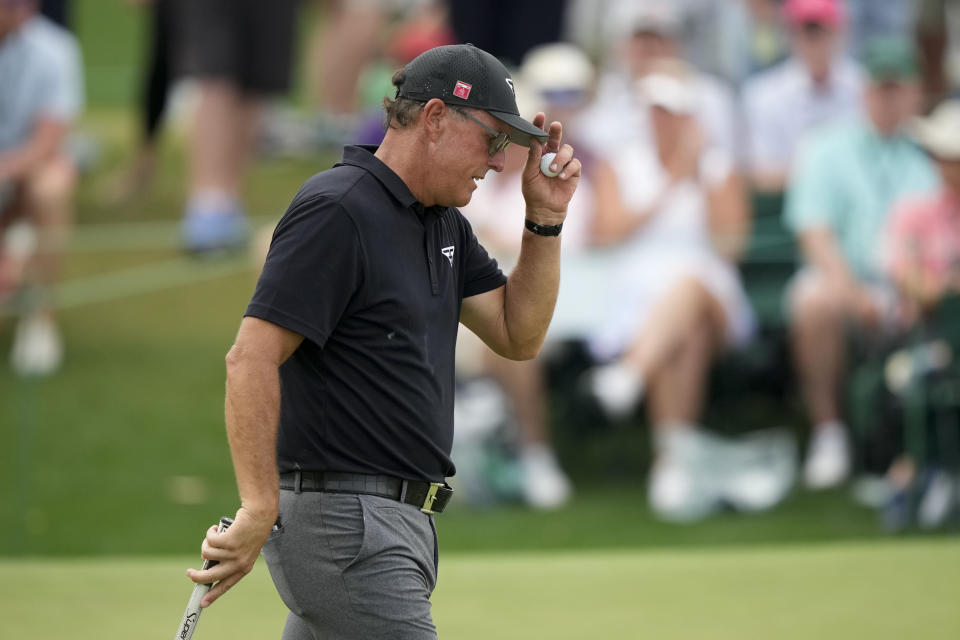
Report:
865,80,921,135
431,108,508,207
791,21,838,79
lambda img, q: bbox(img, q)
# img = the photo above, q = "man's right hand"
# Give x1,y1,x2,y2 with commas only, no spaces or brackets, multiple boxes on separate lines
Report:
185,506,276,607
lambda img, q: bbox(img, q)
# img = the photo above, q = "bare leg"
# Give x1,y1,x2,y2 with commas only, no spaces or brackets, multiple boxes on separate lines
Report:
788,272,852,488
586,276,726,419
188,80,252,198
480,349,572,508
482,351,549,446
312,1,385,114
646,314,717,427
788,274,846,426
624,276,726,382
23,156,75,294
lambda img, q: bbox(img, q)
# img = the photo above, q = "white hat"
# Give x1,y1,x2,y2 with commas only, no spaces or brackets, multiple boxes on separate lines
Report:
520,42,595,97
911,99,960,160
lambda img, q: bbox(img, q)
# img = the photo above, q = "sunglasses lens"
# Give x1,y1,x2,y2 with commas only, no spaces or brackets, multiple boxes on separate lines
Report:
491,135,510,155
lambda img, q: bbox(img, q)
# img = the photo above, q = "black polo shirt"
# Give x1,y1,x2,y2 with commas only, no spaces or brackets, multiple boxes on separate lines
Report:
245,145,507,483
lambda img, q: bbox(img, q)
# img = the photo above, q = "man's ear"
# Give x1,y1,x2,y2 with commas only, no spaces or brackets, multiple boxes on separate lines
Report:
421,99,448,143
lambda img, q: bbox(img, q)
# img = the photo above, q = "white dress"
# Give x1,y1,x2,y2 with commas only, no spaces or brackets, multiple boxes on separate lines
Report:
588,143,756,362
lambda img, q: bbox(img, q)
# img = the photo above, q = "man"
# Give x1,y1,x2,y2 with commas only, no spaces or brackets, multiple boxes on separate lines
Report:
186,44,580,638
742,0,865,192
0,0,83,376
784,36,937,490
172,0,299,253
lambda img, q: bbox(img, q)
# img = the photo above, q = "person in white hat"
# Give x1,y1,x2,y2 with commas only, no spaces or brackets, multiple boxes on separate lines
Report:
879,98,960,530
885,98,960,316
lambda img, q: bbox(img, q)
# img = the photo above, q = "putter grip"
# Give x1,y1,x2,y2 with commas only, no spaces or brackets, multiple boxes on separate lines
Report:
174,517,234,640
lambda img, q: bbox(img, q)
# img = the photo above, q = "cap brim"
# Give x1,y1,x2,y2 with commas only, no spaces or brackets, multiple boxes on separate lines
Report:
488,110,549,147
911,119,960,160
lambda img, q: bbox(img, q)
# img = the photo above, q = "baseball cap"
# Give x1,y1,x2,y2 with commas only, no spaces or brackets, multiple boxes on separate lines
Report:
396,44,549,147
911,99,960,161
783,0,845,28
862,36,919,83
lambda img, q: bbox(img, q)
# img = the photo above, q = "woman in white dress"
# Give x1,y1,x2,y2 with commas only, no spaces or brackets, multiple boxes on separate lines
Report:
586,59,765,520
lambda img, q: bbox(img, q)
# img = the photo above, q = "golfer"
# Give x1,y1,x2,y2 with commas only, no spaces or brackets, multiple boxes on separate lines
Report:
186,43,581,638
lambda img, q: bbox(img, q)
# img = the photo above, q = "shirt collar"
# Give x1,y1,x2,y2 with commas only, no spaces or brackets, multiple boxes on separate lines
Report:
337,145,445,217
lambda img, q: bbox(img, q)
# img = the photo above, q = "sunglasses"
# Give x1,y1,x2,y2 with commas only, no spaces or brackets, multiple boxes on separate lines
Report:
454,108,512,155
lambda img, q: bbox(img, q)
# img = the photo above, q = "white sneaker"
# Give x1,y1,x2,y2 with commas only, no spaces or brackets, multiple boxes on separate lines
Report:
721,428,797,512
648,427,722,522
803,422,851,490
918,470,956,530
520,444,572,510
10,313,63,377
584,362,644,420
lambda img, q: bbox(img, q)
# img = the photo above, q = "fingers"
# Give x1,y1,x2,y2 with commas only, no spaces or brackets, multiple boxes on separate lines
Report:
200,568,248,607
548,144,580,180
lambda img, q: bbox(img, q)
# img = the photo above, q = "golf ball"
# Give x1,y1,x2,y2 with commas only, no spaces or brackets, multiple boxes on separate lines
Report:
540,152,560,178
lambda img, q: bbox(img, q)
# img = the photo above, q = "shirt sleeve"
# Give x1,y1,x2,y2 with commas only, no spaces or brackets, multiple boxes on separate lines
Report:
245,196,364,347
743,80,788,175
457,212,507,298
783,133,838,234
36,30,84,123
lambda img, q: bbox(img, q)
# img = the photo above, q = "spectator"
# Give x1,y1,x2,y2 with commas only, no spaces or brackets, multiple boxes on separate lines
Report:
784,36,938,491
742,0,865,193
580,1,741,165
0,0,83,376
886,99,960,314
172,0,300,253
583,60,796,522
881,98,960,530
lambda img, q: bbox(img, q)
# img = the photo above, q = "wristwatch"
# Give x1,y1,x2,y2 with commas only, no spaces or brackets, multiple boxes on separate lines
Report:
525,218,563,237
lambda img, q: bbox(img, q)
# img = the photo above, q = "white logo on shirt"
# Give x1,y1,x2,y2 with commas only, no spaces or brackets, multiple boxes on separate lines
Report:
441,246,455,266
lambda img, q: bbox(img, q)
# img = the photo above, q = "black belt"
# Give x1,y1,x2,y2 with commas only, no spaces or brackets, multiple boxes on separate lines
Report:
279,471,453,515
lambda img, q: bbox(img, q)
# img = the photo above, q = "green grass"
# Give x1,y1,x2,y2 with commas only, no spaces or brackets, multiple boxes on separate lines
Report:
1,0,956,558
2,540,958,639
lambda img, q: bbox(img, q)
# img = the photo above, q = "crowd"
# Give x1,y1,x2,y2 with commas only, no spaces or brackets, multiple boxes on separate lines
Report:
2,0,960,528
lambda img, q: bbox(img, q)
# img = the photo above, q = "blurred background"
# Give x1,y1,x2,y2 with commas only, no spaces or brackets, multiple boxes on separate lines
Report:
1,0,959,637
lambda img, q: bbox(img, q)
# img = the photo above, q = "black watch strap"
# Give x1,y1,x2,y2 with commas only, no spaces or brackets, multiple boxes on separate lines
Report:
525,218,563,237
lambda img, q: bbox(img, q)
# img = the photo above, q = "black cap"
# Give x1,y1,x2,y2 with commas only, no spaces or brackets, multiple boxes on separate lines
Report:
396,44,549,147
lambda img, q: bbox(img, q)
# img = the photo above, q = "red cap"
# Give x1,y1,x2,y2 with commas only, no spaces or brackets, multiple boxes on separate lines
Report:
783,0,845,28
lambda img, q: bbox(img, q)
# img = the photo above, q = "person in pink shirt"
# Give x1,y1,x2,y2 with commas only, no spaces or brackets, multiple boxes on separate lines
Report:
881,97,960,530
886,99,960,313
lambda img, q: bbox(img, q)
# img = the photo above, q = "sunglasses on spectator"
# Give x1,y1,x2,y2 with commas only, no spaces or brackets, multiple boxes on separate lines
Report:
453,108,512,155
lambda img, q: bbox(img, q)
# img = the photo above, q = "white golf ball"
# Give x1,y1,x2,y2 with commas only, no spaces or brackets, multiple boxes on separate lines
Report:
540,152,560,177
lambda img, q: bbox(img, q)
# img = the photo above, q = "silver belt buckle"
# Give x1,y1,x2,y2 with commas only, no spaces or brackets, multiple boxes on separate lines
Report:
420,482,444,514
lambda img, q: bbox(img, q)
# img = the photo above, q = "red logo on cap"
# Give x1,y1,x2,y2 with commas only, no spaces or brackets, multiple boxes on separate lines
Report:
453,81,472,100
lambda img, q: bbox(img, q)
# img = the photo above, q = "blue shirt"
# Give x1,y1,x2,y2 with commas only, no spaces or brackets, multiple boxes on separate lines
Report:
784,117,939,281
0,16,83,152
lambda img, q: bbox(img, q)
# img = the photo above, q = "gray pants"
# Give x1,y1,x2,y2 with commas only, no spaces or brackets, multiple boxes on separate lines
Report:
262,490,440,639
